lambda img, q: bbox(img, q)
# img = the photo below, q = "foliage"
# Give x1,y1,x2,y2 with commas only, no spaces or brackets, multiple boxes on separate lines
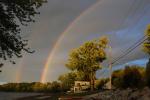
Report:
0,0,46,64
95,78,109,89
75,71,91,81
0,82,61,93
122,66,143,88
49,81,61,93
32,82,45,92
146,59,150,87
112,65,145,89
58,72,77,91
143,24,150,87
143,24,150,55
66,36,108,91
112,69,124,88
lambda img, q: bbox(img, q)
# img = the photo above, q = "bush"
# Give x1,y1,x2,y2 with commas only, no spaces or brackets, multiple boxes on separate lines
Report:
112,65,145,89
95,78,109,89
122,66,142,88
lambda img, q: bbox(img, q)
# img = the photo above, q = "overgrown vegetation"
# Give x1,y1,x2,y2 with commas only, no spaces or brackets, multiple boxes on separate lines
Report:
112,65,146,89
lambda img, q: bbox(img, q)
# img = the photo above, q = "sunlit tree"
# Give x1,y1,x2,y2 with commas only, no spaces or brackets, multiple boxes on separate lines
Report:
143,25,150,87
66,36,108,91
143,25,150,54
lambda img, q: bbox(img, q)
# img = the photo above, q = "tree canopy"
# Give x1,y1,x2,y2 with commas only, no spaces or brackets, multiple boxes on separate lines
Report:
143,24,150,55
0,0,46,64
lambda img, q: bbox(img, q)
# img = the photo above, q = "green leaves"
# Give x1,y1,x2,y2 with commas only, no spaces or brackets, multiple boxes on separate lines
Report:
66,37,108,73
143,24,150,55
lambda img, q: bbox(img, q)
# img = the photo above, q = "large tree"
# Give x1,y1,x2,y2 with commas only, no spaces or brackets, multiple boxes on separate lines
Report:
66,36,108,91
0,0,46,64
143,25,150,87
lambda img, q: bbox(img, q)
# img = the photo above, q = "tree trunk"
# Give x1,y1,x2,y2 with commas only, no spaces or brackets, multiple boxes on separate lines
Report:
90,72,94,91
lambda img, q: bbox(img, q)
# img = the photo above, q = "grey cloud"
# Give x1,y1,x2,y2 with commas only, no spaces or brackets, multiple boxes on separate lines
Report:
1,0,150,82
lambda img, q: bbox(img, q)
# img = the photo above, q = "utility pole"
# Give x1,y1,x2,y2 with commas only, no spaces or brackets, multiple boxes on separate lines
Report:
0,63,3,72
108,46,112,89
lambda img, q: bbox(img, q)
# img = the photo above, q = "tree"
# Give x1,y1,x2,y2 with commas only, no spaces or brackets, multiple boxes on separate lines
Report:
66,36,108,91
58,72,77,91
112,69,124,88
143,25,150,54
146,59,150,87
123,66,142,88
112,66,145,88
75,71,91,81
143,24,150,87
0,0,46,64
95,78,109,89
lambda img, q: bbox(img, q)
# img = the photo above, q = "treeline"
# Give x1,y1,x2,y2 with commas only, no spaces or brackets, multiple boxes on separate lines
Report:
0,81,61,93
0,65,149,93
0,79,109,93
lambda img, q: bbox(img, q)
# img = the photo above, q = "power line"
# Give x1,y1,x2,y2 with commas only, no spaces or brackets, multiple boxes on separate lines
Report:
112,35,146,63
111,1,150,65
99,0,150,77
108,0,147,65
99,37,147,79
124,35,146,52
112,37,147,65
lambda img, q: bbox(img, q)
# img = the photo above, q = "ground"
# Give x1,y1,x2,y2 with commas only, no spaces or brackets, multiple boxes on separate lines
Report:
1,87,150,100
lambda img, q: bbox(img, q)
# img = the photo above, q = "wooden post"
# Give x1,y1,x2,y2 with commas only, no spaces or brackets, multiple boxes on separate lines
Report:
108,46,112,90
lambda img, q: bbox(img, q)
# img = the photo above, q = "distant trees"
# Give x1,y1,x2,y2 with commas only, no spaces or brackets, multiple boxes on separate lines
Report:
58,72,77,91
0,65,147,93
95,78,109,90
0,0,46,64
0,82,61,93
66,36,108,91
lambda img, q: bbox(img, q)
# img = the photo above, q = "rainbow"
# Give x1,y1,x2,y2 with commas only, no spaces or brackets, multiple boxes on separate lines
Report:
15,58,24,83
40,0,103,83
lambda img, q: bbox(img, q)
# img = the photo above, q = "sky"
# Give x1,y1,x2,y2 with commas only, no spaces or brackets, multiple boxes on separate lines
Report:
1,0,150,83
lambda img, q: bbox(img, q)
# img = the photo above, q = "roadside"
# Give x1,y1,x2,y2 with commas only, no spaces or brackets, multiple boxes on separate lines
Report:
83,87,150,100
